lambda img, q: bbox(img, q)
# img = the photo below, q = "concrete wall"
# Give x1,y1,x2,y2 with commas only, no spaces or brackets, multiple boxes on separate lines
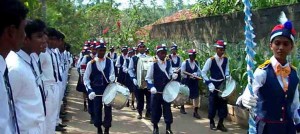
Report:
150,3,300,43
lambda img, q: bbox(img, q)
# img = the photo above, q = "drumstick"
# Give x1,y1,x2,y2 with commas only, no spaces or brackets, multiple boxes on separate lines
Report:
215,89,222,93
148,91,163,94
95,95,103,97
182,71,202,80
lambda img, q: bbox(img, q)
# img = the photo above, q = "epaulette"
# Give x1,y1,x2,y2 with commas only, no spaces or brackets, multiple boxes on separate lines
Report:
90,59,96,64
153,57,158,63
210,56,215,60
84,55,89,57
165,56,170,60
223,55,227,58
291,64,297,70
258,60,271,69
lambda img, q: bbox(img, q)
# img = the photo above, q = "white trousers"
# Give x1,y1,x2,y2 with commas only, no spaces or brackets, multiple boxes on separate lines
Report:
56,81,63,125
19,121,46,134
44,83,60,134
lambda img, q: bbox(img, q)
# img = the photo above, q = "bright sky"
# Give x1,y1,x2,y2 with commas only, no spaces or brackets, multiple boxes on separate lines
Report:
82,0,197,9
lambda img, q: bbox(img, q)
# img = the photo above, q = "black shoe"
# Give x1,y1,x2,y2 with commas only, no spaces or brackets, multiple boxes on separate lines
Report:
90,119,94,124
180,107,187,114
55,126,66,132
59,123,67,127
217,123,228,132
137,114,142,119
193,112,201,119
166,130,173,134
144,112,151,120
153,128,159,134
104,128,109,134
210,123,217,130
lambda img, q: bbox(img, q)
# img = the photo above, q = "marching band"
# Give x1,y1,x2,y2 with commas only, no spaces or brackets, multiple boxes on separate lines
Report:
1,1,300,134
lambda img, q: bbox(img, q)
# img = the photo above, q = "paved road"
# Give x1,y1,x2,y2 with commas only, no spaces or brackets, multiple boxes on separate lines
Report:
59,68,246,134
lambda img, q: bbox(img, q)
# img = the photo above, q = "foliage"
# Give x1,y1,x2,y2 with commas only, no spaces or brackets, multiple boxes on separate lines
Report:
191,0,299,17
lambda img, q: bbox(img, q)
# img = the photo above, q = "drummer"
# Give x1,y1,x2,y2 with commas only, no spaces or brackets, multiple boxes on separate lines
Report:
237,14,300,134
168,43,183,111
128,40,151,120
115,46,128,85
79,41,97,124
201,40,230,132
180,49,202,119
122,47,136,110
83,40,115,134
145,44,178,134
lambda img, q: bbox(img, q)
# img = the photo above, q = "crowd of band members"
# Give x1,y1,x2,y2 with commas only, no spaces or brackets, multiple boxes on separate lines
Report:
76,38,230,134
5,1,300,134
0,1,73,133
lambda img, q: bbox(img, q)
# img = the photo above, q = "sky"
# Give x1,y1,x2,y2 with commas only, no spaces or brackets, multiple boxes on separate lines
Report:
82,0,198,9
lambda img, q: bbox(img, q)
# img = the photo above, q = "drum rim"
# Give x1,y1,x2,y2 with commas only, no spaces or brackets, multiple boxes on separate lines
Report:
163,81,181,103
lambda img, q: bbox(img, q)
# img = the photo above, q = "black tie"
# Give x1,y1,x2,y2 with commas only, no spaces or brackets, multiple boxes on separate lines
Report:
30,60,46,116
54,53,62,81
49,52,57,82
4,67,20,134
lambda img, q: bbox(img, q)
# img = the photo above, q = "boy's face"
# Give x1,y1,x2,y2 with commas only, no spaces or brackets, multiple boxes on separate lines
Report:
270,36,293,60
216,48,225,57
189,54,196,61
157,50,167,61
122,49,128,55
97,48,106,58
25,31,47,54
138,45,145,54
171,49,177,54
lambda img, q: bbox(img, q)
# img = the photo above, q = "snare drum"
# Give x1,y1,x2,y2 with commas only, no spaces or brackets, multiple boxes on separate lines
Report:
102,82,130,110
218,78,236,98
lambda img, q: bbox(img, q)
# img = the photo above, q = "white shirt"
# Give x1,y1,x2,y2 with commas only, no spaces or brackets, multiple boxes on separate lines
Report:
145,56,173,85
0,55,14,134
201,54,229,82
6,50,45,131
39,48,56,84
106,52,117,62
50,48,59,79
128,53,148,78
170,54,181,65
83,57,115,90
237,56,300,124
76,52,83,69
79,54,95,74
115,54,127,68
30,53,44,88
122,56,132,73
180,59,201,78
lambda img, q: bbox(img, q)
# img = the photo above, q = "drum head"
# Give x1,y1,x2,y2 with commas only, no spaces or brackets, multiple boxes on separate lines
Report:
102,83,117,105
163,81,181,103
221,79,236,98
116,82,130,96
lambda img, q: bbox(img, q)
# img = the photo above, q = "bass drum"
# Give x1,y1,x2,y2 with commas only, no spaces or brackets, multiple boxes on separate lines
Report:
163,81,190,105
136,56,153,89
102,83,130,110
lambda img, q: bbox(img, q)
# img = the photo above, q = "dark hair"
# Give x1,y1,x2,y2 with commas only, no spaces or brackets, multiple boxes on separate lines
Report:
46,27,57,37
65,42,71,51
56,31,65,40
25,19,46,38
0,0,28,36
